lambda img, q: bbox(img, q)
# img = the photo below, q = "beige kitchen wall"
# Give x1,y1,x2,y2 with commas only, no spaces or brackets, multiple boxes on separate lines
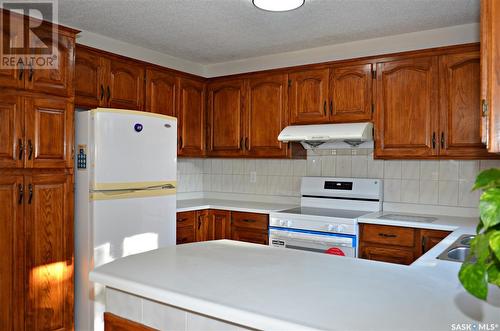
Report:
177,149,500,208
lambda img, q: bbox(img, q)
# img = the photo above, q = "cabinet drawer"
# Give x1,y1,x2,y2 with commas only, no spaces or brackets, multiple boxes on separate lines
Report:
177,226,195,245
360,245,415,265
231,228,268,245
176,211,195,227
360,224,415,247
231,212,268,230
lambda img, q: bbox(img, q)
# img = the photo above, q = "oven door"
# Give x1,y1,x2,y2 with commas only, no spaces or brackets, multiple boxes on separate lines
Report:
269,227,357,257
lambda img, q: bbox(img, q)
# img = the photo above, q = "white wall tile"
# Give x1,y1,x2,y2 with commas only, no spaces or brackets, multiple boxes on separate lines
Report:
419,180,439,204
267,176,280,195
438,180,459,206
420,161,439,180
222,159,233,174
400,180,419,203
232,175,244,193
203,159,212,174
384,161,402,179
367,159,384,179
459,161,479,181
211,159,223,174
458,180,480,208
222,175,233,192
268,160,282,176
480,160,500,170
402,161,420,179
142,299,187,331
255,175,268,195
211,174,222,192
384,179,401,202
257,159,269,175
352,155,368,178
292,160,307,177
244,159,257,174
202,174,211,191
321,156,336,176
336,155,352,177
106,289,142,322
306,156,321,176
439,160,459,181
193,159,204,174
232,159,245,175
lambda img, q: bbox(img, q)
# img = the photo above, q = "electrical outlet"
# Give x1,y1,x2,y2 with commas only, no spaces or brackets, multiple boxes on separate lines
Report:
250,171,257,183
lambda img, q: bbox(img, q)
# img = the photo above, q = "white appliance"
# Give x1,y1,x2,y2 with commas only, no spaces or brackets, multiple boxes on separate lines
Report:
277,122,373,149
269,177,382,257
74,108,177,331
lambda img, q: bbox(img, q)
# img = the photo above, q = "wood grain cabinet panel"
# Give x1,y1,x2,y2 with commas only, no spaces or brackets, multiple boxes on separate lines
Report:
419,229,451,255
231,211,269,245
0,11,24,89
104,312,157,331
176,211,196,245
0,174,24,331
145,68,177,116
439,51,491,158
289,69,330,124
25,97,73,169
245,73,288,157
360,224,416,247
330,63,373,123
359,245,415,265
375,56,439,158
195,210,211,242
107,59,145,111
75,48,105,108
178,77,206,157
207,80,245,156
24,173,73,331
0,93,23,168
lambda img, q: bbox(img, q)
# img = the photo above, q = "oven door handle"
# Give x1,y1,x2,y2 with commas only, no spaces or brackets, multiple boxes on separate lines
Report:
271,233,352,247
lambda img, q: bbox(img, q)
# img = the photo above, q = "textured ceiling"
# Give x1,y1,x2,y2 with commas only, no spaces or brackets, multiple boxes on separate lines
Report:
58,0,479,64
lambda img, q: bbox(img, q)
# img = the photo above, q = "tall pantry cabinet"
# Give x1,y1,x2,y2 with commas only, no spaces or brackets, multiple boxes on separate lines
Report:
0,10,77,331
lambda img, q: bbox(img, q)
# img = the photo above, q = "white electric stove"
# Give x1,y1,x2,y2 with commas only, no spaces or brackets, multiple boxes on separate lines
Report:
269,177,383,257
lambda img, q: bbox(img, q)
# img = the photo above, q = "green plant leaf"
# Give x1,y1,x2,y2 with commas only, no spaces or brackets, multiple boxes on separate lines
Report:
487,263,500,286
473,168,500,191
470,233,491,263
459,262,488,300
479,188,500,230
477,218,484,234
490,232,500,261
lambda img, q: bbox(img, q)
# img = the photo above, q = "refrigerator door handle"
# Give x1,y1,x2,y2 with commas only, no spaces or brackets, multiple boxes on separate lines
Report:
97,183,176,192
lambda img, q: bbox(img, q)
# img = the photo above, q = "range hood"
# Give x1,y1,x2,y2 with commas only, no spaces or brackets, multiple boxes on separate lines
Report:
278,122,373,149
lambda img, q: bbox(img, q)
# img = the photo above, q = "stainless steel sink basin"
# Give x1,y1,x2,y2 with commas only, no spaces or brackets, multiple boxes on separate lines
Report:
446,247,470,262
437,234,475,262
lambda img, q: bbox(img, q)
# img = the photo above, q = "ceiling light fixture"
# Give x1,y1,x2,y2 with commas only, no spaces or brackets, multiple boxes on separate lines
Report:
252,0,305,12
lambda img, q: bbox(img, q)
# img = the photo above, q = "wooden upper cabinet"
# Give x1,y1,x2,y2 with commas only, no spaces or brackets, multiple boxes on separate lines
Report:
26,27,75,97
207,79,245,156
25,97,73,169
0,174,24,331
439,51,492,158
330,63,373,123
0,93,23,168
145,68,177,116
481,0,500,153
178,77,205,156
245,73,288,157
375,56,439,158
75,48,104,108
24,172,73,331
106,59,145,111
0,11,24,89
289,69,329,124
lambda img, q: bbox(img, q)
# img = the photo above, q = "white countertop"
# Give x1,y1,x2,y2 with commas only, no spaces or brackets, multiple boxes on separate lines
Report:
176,198,297,214
90,236,500,331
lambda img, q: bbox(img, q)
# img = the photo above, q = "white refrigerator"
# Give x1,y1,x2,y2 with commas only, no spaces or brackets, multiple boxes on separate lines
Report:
74,108,177,331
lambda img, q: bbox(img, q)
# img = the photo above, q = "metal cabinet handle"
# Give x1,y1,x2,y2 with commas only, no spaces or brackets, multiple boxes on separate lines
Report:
378,233,397,238
422,236,427,253
245,137,249,150
432,132,436,149
28,63,34,81
177,218,188,223
19,62,24,80
440,132,445,149
198,216,202,230
240,137,244,150
330,100,333,115
100,85,105,101
241,219,256,223
179,136,183,148
28,140,33,160
323,101,327,115
28,184,33,204
18,184,24,204
18,139,24,160
482,99,489,117
107,86,111,102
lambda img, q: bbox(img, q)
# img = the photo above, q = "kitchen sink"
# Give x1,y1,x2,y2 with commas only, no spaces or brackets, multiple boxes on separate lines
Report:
437,234,475,263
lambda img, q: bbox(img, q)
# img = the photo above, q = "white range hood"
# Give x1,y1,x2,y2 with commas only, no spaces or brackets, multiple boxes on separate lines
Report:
278,122,373,149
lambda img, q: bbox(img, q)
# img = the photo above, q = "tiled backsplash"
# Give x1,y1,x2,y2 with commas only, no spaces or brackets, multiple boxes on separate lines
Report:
177,149,500,208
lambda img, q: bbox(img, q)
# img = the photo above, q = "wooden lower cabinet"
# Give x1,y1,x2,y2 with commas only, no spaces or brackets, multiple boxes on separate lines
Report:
359,224,451,265
0,171,73,331
176,210,268,245
104,312,157,331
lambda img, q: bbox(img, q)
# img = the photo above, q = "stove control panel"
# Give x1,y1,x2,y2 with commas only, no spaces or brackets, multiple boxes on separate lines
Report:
269,217,356,235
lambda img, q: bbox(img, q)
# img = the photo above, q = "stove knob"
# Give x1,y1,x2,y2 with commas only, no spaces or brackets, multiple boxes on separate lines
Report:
327,224,338,232
286,220,293,227
337,224,346,233
279,219,287,227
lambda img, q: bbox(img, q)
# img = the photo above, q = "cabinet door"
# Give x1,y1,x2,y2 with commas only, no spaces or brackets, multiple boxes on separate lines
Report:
176,211,196,245
106,58,145,111
212,209,232,240
75,47,105,108
26,26,75,97
289,69,329,124
207,80,245,157
245,74,288,157
330,63,373,123
375,56,439,158
178,77,205,157
359,245,415,265
25,173,73,331
145,68,177,116
195,210,211,242
439,51,493,158
0,93,24,168
0,174,24,331
419,229,450,255
0,10,24,89
25,97,73,169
